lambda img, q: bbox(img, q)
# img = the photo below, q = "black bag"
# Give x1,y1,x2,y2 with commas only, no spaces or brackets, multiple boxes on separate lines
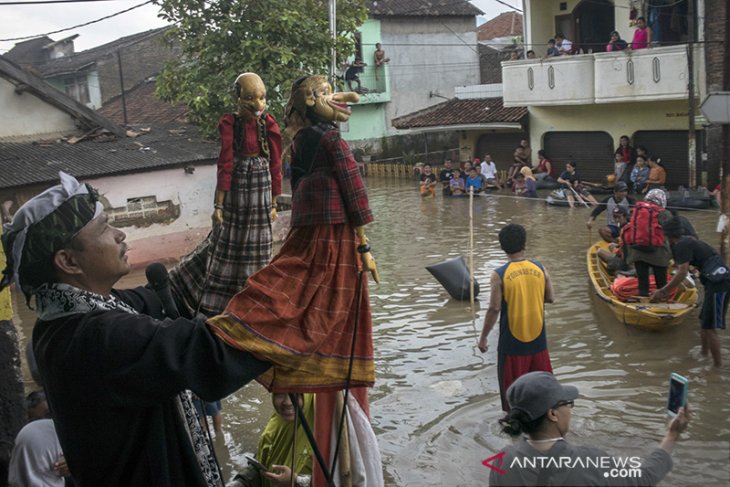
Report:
701,254,730,283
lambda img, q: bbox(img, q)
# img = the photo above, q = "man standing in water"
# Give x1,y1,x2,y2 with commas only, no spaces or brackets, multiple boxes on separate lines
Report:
0,172,269,486
478,224,555,411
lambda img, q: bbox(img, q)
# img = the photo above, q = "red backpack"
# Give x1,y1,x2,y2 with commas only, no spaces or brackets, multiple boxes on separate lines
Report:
623,201,664,252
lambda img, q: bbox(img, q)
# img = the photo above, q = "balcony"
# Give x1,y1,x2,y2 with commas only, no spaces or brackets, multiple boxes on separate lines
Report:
502,55,595,107
502,45,696,107
341,65,390,104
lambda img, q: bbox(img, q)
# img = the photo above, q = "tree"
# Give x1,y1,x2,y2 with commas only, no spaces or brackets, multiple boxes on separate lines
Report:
155,0,368,137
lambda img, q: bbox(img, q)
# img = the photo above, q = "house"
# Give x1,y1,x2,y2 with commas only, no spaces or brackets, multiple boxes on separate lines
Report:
392,84,528,167
501,0,707,187
478,11,524,47
0,53,218,269
6,27,178,110
341,0,483,160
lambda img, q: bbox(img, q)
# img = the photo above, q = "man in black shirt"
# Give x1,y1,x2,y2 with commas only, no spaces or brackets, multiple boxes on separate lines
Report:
652,216,729,367
439,159,454,196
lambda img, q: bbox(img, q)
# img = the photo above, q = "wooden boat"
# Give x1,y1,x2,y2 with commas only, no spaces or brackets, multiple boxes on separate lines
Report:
586,240,698,330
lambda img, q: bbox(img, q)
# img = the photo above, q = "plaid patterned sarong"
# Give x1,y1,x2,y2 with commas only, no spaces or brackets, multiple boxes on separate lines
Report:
207,223,375,392
170,155,272,317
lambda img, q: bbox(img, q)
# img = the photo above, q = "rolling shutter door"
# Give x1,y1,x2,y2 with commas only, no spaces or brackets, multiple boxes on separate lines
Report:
633,131,700,188
475,132,528,171
543,132,614,183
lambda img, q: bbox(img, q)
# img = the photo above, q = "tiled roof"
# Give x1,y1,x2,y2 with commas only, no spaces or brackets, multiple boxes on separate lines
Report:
0,125,217,189
478,12,523,41
4,36,53,65
369,0,483,17
392,97,527,129
32,27,169,77
98,79,188,125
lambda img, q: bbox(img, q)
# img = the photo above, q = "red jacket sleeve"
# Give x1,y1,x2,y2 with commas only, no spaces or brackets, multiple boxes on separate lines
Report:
266,113,283,197
217,114,236,192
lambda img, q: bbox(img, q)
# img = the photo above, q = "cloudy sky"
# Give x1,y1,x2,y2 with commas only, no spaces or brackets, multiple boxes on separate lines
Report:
0,0,523,54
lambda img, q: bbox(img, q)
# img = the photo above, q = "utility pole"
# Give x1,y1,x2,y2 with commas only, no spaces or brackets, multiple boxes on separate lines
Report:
117,51,128,125
687,0,697,189
329,0,337,86
721,0,730,261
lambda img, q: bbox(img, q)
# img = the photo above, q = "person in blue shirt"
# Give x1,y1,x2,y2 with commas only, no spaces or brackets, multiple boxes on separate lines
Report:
465,167,483,193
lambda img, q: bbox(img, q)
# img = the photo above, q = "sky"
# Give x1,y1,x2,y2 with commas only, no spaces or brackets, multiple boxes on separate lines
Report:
0,0,523,54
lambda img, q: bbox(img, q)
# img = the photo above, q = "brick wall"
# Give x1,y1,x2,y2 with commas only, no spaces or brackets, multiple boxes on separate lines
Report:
703,0,728,185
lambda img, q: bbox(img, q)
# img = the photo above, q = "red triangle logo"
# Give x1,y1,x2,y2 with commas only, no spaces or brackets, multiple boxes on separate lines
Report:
482,451,507,475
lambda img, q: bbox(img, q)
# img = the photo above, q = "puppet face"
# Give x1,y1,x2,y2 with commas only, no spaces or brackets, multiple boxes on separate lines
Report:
234,73,267,120
305,78,359,122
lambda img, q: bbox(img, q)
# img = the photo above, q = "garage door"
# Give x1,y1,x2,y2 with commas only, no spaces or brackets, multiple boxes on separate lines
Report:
475,132,528,171
633,131,701,189
543,132,614,183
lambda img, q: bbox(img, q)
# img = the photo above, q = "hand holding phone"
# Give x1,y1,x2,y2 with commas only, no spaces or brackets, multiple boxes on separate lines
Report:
667,373,688,416
244,454,268,473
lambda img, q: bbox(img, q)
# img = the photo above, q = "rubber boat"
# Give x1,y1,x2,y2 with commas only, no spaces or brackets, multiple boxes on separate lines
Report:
426,256,480,301
666,190,715,211
586,240,698,330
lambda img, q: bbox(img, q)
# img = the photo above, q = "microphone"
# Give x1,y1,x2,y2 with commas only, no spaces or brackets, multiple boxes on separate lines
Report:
145,263,180,319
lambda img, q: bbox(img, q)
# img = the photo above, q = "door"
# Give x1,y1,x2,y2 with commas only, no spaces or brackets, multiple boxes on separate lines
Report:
475,132,529,171
633,130,702,188
543,131,614,183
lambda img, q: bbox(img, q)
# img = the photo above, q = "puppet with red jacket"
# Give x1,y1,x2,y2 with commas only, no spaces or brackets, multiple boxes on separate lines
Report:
208,75,383,485
170,73,282,317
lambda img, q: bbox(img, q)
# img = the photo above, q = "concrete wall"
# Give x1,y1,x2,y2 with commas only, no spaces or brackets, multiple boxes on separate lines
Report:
0,77,79,139
380,16,480,135
528,99,690,149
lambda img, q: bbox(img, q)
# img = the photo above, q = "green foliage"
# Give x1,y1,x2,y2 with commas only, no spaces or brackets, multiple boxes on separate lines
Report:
155,0,368,137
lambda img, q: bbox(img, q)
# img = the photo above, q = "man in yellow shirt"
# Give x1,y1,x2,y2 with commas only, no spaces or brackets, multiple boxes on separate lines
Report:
478,224,555,411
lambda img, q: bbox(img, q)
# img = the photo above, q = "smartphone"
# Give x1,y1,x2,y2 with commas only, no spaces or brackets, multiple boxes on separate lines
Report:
667,373,688,416
244,454,268,473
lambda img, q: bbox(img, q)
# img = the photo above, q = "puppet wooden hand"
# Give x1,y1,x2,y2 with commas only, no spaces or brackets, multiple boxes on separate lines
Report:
212,190,226,225
356,226,380,283
271,196,278,222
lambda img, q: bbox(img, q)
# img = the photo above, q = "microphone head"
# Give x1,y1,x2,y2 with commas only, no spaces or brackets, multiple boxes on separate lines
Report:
145,262,169,288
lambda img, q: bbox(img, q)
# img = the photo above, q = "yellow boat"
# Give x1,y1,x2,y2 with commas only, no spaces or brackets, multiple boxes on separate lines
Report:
586,240,698,331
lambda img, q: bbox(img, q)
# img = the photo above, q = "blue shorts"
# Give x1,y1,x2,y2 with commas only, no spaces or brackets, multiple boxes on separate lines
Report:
194,399,222,417
700,281,730,330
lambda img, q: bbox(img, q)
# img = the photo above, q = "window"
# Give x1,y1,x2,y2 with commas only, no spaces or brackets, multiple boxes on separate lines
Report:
64,75,90,105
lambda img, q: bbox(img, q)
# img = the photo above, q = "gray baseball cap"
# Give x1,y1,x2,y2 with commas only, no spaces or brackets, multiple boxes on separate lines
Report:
614,181,628,192
507,372,579,420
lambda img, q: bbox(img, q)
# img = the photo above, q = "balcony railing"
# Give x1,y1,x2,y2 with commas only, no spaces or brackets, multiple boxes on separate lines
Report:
341,66,390,104
502,45,696,107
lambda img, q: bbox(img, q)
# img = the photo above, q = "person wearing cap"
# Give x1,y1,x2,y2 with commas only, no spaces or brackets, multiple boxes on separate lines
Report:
0,172,270,487
586,182,634,242
478,224,555,412
490,371,689,486
652,216,730,367
596,206,632,274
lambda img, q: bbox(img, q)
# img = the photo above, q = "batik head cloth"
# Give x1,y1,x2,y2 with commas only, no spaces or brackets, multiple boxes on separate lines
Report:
645,188,667,209
1,172,103,300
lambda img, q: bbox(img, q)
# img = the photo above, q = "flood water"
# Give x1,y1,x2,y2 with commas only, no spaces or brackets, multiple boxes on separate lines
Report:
12,176,730,486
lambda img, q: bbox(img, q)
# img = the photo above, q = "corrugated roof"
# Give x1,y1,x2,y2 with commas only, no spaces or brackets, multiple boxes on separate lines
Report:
0,125,216,189
98,79,188,125
369,0,483,17
478,12,523,41
392,97,527,129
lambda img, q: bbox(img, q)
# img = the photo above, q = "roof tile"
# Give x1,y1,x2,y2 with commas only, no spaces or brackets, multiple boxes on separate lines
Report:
392,97,526,129
369,0,483,17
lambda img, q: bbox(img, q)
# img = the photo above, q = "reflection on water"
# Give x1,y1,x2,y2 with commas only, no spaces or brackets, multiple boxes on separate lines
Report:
12,177,730,486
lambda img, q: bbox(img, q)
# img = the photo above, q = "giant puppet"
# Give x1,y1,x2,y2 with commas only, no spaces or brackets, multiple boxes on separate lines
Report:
169,73,282,317
208,75,383,486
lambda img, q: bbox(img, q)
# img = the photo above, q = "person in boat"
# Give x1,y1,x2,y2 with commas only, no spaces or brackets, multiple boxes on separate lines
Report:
0,172,270,486
532,150,555,181
557,162,599,208
596,206,631,274
644,155,667,193
420,163,438,197
490,372,689,487
449,168,466,195
228,393,314,487
652,217,730,367
625,189,671,297
630,155,650,194
478,224,555,412
206,75,383,487
520,166,538,198
586,181,634,242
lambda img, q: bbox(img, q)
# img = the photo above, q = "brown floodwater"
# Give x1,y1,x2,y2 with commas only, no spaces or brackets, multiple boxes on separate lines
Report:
12,176,730,486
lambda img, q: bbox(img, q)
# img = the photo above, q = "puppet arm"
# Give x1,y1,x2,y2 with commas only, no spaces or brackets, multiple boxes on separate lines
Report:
271,195,278,222
356,226,380,283
212,190,226,225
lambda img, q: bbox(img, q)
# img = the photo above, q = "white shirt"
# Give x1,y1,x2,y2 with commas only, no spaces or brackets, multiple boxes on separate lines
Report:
558,38,573,53
482,161,498,179
9,419,64,487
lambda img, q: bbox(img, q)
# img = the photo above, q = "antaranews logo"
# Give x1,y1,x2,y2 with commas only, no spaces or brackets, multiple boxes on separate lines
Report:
482,452,643,480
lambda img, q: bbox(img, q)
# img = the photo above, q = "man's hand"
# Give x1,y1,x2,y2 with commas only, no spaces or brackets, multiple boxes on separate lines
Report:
478,336,488,353
650,287,670,302
263,465,293,487
668,405,690,435
53,455,70,477
586,217,594,230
